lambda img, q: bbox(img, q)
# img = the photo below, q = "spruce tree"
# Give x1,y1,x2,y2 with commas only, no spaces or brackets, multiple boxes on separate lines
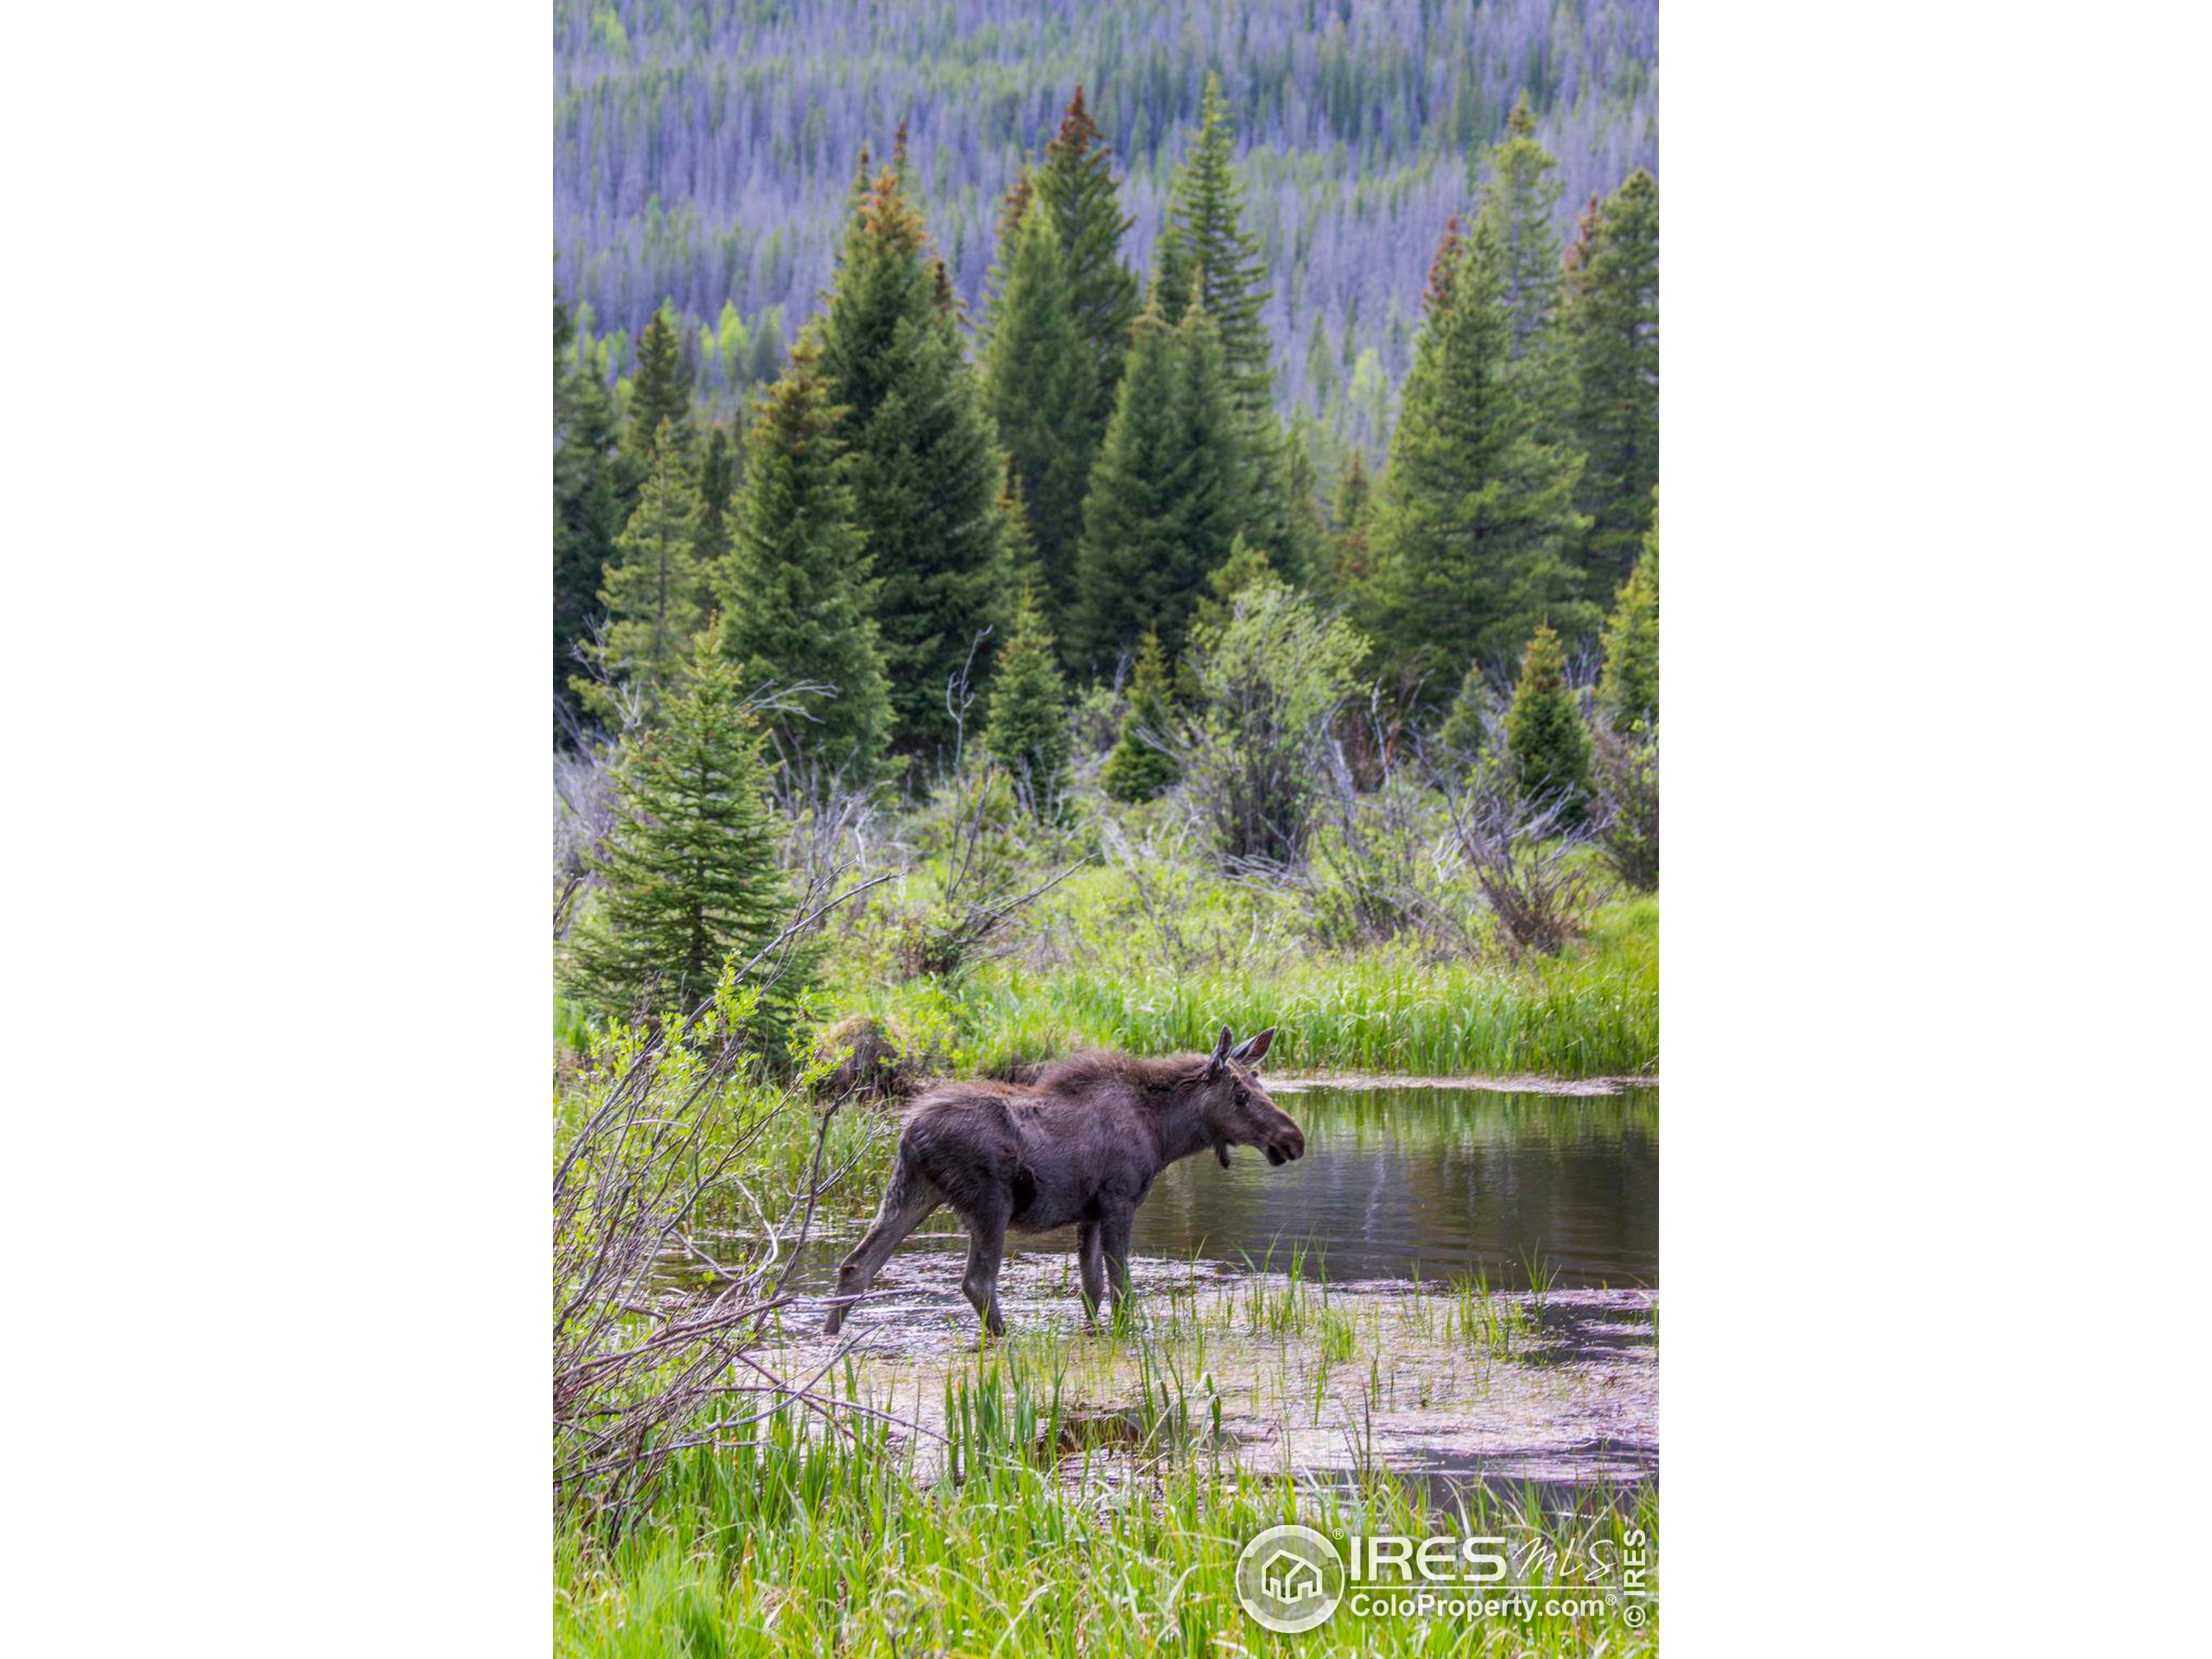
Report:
715,340,892,784
1437,659,1491,757
1596,504,1659,730
982,585,1073,817
562,640,799,1027
1505,622,1592,814
818,165,1008,759
1310,448,1373,608
1071,297,1244,669
555,301,625,733
1561,168,1659,592
621,302,693,479
1189,535,1275,639
1478,92,1565,364
1153,75,1274,422
577,422,707,722
1100,629,1180,803
1359,217,1592,703
694,423,736,569
982,198,1096,634
1033,86,1141,433
1151,74,1285,563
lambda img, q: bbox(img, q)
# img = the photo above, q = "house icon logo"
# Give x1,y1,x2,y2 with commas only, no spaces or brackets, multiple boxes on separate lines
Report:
1236,1523,1345,1632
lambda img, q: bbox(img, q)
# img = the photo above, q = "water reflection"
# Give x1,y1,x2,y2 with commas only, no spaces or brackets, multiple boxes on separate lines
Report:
1130,1084,1657,1287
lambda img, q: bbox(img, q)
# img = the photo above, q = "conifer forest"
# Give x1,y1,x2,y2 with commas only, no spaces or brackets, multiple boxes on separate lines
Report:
553,3,1659,1651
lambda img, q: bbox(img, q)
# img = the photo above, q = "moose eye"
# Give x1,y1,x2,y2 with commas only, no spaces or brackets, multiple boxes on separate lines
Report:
1234,1084,1249,1104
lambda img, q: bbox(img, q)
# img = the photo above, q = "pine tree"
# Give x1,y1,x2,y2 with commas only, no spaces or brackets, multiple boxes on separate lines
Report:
577,422,707,722
1189,535,1274,639
818,165,1008,758
715,340,892,783
1151,73,1285,563
995,460,1044,593
1561,168,1659,592
1071,297,1245,670
1275,418,1328,585
1437,659,1491,757
1100,629,1180,803
555,300,626,734
694,423,736,569
1505,622,1592,813
1310,448,1373,608
982,197,1096,634
982,585,1073,817
1033,86,1141,432
1478,92,1565,363
1359,217,1593,703
561,640,801,1027
1153,75,1274,423
621,302,693,478
1596,503,1659,730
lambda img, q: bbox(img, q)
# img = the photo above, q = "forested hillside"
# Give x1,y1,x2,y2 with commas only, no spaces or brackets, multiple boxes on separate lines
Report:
554,0,1657,454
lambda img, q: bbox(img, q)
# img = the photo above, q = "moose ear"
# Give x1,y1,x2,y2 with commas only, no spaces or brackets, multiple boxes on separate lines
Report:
1209,1025,1234,1078
1230,1026,1276,1067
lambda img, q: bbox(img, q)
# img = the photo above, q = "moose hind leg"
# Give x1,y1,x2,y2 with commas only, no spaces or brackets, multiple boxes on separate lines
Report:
960,1190,1011,1338
1077,1220,1107,1326
1100,1209,1136,1325
823,1161,939,1335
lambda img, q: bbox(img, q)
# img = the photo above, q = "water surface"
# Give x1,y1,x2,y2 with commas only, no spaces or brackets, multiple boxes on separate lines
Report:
874,1082,1658,1290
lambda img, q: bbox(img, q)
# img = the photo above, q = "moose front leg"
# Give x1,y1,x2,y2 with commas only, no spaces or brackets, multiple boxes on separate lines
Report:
960,1190,1011,1339
1099,1209,1136,1325
1077,1220,1107,1327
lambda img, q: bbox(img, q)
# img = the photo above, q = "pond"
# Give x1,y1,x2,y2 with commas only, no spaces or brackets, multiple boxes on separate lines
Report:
845,1080,1658,1292
760,1079,1660,1502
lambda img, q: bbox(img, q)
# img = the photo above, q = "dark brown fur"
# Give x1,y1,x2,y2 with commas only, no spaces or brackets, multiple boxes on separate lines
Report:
824,1027,1303,1335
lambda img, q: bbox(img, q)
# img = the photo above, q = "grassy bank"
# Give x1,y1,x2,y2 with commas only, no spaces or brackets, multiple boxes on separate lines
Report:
810,866,1656,1083
555,1343,1656,1657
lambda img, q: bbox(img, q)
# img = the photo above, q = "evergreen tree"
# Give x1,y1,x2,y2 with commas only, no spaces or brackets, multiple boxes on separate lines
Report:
1359,218,1593,704
694,423,736,569
1275,417,1328,585
1560,168,1659,591
982,585,1073,817
621,302,693,479
1436,659,1491,756
995,460,1044,593
818,165,1009,758
982,198,1096,633
1033,86,1141,432
1071,297,1244,669
1153,75,1274,422
555,300,626,734
1596,503,1659,730
1189,535,1274,639
715,340,892,783
1100,629,1181,803
1310,448,1373,608
1477,92,1565,363
561,640,800,1027
1151,73,1285,563
1505,622,1592,814
577,422,706,722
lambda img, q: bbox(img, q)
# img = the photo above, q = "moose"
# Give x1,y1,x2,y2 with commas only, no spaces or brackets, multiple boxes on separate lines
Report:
823,1026,1305,1336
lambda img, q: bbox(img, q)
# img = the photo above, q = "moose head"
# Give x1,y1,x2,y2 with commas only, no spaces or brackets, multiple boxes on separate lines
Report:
1198,1025,1305,1167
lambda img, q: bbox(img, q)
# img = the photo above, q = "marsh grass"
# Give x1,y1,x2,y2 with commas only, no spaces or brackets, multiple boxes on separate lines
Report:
816,862,1656,1081
555,1354,1658,1658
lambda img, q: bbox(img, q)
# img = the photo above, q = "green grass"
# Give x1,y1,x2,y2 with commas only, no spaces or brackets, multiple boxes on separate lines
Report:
554,1353,1657,1658
833,887,1657,1081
